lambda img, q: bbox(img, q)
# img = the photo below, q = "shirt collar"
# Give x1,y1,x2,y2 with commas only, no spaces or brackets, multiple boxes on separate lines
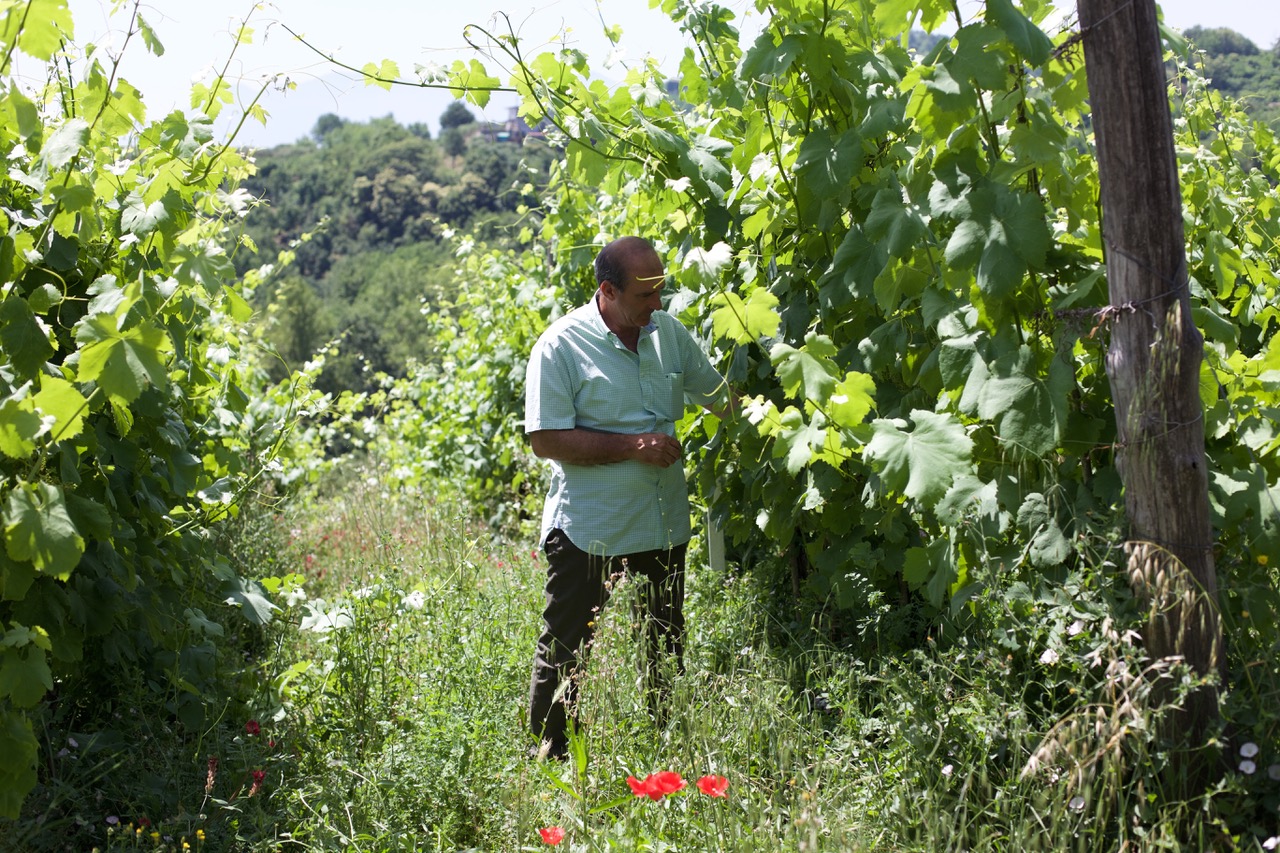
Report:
590,292,658,340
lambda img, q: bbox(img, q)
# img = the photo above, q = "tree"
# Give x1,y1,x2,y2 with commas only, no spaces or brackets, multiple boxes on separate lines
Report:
1183,26,1259,57
1078,0,1222,755
264,277,333,381
440,125,467,158
312,112,348,142
439,100,476,130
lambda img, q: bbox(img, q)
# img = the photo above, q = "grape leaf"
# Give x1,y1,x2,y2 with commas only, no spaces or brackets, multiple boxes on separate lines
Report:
938,332,983,390
936,474,1001,525
872,0,951,38
795,126,862,202
976,346,1073,455
93,78,145,138
0,708,38,818
976,219,1026,298
174,239,233,293
0,550,37,602
866,410,974,504
33,376,87,443
0,297,54,377
75,315,172,404
1,87,41,143
985,0,1053,66
361,60,400,91
682,241,733,282
1016,492,1072,568
0,647,52,708
944,217,988,270
449,60,502,108
711,287,780,345
739,31,803,82
683,134,733,198
771,334,839,402
39,117,88,170
903,539,955,607
4,483,84,580
0,395,41,460
948,24,1009,90
222,576,279,626
136,13,164,56
773,407,825,474
121,191,170,236
828,372,876,429
1,0,74,61
821,226,888,311
864,185,929,260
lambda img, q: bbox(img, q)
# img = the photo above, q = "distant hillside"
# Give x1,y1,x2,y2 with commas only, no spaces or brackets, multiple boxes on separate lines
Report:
1184,26,1280,128
236,107,554,396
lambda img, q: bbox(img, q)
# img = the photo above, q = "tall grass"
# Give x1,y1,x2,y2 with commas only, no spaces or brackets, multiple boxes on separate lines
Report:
5,469,1279,851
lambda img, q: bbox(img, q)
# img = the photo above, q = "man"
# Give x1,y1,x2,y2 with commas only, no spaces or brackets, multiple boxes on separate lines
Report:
524,236,729,758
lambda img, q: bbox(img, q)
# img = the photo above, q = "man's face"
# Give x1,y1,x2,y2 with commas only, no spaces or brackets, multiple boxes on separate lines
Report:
608,250,665,330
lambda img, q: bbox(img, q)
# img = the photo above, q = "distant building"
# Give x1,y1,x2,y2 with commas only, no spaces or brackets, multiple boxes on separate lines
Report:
473,107,548,144
477,81,683,145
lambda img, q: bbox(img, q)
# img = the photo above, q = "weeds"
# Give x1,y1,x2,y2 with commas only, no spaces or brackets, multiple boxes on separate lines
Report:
4,467,1279,851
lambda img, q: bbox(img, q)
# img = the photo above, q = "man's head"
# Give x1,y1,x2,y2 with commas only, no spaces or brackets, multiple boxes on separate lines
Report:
595,236,662,292
595,237,665,333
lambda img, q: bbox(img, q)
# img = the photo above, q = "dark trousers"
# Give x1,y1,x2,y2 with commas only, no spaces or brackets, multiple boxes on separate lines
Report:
528,528,687,749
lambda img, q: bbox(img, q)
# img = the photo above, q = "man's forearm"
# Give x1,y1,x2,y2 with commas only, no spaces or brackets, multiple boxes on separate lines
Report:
529,429,681,468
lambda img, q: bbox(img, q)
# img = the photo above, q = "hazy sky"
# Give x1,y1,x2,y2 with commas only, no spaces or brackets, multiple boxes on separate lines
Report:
44,0,1280,147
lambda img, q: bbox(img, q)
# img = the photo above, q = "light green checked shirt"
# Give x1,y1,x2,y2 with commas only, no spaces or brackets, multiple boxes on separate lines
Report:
525,295,725,556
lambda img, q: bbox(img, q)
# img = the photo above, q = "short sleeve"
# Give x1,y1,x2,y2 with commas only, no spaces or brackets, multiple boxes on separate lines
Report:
525,333,578,433
673,322,725,407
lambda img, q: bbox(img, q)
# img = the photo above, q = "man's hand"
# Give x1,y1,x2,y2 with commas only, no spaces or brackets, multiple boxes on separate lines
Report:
631,432,682,468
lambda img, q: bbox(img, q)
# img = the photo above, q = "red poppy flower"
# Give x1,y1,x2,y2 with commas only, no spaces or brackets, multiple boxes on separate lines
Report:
697,775,729,797
245,719,260,736
650,771,685,795
627,775,656,799
538,826,565,846
627,771,685,800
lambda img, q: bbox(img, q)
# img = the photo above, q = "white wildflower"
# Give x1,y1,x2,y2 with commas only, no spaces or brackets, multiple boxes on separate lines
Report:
402,590,426,611
1240,742,1259,758
942,764,954,777
1068,795,1085,811
1038,647,1060,665
1239,760,1257,775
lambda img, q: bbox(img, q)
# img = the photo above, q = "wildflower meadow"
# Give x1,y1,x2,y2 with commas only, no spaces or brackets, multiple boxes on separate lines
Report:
6,471,1277,851
3,0,1280,850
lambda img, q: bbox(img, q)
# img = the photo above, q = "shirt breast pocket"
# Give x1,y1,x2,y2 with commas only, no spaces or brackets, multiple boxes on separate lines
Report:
654,371,685,421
